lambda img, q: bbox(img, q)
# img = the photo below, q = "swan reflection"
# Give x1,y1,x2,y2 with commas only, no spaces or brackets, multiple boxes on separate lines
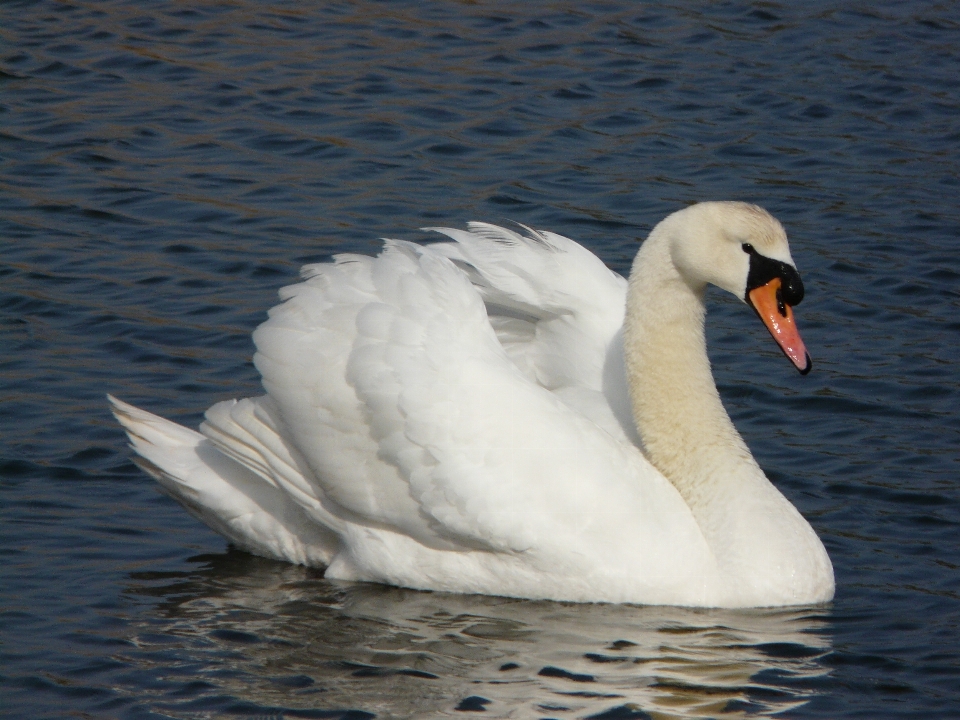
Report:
125,550,832,718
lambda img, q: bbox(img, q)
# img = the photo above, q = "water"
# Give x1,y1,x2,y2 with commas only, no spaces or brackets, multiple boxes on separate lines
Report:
2,1,958,717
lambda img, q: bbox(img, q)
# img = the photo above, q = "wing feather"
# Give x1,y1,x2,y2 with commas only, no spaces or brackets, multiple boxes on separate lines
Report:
252,240,701,566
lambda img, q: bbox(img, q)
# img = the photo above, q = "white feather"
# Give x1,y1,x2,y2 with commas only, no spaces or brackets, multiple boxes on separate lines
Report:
111,204,834,607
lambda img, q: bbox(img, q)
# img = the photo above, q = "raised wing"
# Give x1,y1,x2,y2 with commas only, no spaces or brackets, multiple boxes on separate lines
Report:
428,223,627,390
429,223,637,443
251,239,693,560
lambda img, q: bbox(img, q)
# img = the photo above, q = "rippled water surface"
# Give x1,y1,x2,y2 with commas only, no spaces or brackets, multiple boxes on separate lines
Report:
2,1,959,718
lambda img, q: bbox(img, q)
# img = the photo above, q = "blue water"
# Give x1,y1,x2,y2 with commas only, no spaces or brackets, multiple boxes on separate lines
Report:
2,1,959,717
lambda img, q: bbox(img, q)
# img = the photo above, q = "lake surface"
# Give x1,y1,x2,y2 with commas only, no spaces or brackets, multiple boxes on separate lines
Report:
2,1,959,717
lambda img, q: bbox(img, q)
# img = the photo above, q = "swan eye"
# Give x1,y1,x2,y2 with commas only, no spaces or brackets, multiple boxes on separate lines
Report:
741,243,755,254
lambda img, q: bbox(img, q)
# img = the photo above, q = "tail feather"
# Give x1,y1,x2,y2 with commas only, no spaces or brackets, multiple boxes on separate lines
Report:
108,395,337,566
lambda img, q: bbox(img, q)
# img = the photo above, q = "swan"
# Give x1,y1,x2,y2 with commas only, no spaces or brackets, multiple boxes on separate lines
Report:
110,201,834,607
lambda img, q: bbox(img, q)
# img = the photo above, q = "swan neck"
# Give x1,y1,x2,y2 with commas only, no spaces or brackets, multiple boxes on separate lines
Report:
623,231,752,503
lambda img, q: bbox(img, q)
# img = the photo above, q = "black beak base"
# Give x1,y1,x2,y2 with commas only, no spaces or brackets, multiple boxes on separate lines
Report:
742,245,804,305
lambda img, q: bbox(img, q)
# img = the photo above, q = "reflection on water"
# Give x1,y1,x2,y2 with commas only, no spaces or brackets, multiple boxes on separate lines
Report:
125,550,831,719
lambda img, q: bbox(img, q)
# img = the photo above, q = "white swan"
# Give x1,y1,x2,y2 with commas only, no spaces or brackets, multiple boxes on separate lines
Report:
111,202,834,607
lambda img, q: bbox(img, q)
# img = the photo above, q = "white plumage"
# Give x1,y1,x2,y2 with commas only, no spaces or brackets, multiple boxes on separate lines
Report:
112,202,834,607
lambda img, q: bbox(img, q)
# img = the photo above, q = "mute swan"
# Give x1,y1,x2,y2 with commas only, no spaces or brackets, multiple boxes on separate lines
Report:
111,202,834,607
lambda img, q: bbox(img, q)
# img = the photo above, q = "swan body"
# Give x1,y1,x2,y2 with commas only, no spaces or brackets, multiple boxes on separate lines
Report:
112,202,834,607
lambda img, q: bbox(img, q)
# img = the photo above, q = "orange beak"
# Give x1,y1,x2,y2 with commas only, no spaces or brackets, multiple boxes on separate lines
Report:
747,278,812,374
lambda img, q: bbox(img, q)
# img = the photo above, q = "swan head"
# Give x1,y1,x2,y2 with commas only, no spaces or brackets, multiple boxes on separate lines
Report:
666,202,812,374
